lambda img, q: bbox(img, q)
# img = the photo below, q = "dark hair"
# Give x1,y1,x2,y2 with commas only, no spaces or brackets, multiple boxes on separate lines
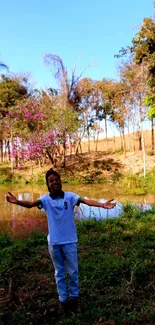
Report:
45,168,60,186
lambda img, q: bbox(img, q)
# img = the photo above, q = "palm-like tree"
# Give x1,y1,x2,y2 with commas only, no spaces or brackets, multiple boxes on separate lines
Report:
44,54,89,166
0,61,8,70
44,54,90,112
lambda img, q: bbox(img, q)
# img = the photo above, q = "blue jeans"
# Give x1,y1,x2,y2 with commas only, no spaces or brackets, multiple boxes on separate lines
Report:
48,242,79,302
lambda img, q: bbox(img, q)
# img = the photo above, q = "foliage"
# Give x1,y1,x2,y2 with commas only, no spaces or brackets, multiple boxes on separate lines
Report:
122,11,155,120
122,202,144,219
118,171,155,195
144,95,155,119
0,75,28,117
3,94,80,169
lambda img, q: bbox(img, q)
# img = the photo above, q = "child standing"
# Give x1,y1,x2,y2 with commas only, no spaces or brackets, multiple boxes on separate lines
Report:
6,168,116,313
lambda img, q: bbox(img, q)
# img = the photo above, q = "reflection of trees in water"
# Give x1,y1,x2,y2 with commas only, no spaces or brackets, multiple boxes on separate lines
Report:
74,203,121,220
3,205,47,237
1,189,47,236
1,188,153,236
10,212,47,237
12,204,16,231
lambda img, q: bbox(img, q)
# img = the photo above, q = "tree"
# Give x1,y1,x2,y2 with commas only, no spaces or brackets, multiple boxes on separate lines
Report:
95,79,116,152
0,75,29,164
40,89,80,166
0,62,8,70
4,98,47,170
75,77,97,153
44,54,90,113
120,62,147,175
0,75,29,117
144,95,155,152
116,5,155,156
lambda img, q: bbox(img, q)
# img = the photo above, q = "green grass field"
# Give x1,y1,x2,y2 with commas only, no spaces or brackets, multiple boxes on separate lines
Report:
1,205,155,325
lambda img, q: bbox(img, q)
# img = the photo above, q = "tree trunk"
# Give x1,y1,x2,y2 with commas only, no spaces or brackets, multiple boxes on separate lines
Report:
112,123,116,153
122,128,126,158
38,159,41,170
61,141,66,168
5,140,10,162
15,152,18,168
87,130,90,153
138,133,142,151
95,131,99,152
136,130,142,150
151,118,154,152
10,126,14,174
30,159,33,177
127,119,130,151
120,131,123,150
69,140,72,155
105,117,108,152
0,140,3,163
138,104,146,177
75,139,82,155
131,131,135,174
79,141,82,154
8,140,11,161
46,149,55,166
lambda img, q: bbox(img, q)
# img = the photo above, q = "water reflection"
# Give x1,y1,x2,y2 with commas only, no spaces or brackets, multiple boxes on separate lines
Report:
74,200,122,220
0,184,155,237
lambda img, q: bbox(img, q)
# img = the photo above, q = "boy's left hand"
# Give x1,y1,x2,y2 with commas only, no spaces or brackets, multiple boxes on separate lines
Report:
103,199,116,209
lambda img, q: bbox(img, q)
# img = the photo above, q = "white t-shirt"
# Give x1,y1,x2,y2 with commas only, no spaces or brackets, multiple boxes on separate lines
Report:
38,192,81,245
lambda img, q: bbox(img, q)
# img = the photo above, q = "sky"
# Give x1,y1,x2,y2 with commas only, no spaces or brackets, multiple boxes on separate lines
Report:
0,0,154,91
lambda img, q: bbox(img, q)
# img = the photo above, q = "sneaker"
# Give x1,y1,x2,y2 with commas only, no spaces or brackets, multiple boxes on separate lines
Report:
68,297,81,314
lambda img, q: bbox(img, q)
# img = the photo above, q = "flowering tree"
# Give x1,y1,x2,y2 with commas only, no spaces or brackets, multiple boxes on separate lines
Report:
5,99,53,172
5,94,79,171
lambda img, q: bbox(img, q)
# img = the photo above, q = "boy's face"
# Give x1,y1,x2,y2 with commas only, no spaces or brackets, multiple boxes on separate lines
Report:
47,174,62,193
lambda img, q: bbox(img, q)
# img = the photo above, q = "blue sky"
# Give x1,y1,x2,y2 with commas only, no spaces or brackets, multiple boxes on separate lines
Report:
0,0,154,90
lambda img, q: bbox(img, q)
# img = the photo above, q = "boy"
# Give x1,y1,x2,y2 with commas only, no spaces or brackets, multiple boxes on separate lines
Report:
6,168,116,314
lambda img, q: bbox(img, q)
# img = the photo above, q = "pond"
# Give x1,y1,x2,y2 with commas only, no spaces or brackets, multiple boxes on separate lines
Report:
0,184,154,237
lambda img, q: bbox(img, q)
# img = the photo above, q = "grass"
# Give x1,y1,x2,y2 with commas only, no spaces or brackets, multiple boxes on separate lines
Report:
118,171,155,195
1,206,155,324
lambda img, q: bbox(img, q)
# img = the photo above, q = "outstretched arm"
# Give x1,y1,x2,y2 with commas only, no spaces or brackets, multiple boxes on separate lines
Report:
6,192,40,209
79,198,116,209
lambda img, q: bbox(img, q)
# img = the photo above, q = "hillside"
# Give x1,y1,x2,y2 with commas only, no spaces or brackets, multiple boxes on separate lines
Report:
0,148,155,186
58,149,155,184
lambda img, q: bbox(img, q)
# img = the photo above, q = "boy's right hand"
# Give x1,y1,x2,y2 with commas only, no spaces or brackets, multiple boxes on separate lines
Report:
6,192,18,204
